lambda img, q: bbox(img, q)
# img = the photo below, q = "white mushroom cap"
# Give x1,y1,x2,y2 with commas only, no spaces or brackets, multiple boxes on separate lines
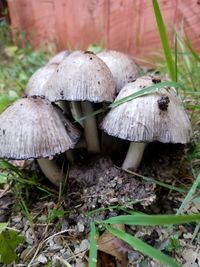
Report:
101,76,192,144
0,96,81,159
98,50,140,93
46,51,115,102
25,64,57,98
47,50,71,65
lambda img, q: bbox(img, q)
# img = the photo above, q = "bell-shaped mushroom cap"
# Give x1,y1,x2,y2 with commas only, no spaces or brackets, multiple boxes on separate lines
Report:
98,50,140,93
101,76,192,144
47,50,71,65
46,51,115,102
25,64,57,98
0,97,81,159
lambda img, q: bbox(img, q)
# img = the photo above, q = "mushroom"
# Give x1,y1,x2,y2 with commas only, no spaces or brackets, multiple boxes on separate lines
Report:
46,51,115,153
101,76,192,170
98,50,140,94
25,63,71,116
26,64,57,97
0,96,81,185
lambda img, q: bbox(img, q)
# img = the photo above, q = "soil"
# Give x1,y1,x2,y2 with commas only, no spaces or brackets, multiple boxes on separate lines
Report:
0,144,199,267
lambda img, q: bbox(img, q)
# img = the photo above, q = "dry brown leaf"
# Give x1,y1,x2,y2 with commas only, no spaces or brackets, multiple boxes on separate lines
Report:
97,224,128,267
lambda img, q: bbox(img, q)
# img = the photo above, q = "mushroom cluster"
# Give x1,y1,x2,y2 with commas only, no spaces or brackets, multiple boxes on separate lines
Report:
0,49,192,186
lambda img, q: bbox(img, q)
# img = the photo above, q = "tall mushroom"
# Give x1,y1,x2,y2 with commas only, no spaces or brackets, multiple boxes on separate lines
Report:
0,96,81,185
46,51,115,153
98,50,140,94
101,76,192,170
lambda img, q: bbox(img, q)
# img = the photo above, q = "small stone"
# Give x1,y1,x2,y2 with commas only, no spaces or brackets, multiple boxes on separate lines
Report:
77,222,85,233
37,254,48,264
47,244,63,252
79,239,89,252
20,248,32,260
12,215,22,223
109,198,118,203
183,233,193,239
38,214,47,222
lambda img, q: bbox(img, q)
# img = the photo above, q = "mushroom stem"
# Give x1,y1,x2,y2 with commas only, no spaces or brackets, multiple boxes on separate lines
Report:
57,101,71,118
37,158,64,186
81,101,100,153
70,101,84,127
122,142,146,170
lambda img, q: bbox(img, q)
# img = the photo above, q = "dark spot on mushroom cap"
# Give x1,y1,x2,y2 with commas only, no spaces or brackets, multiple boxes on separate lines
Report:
20,104,23,106
3,129,5,135
90,57,93,60
60,90,64,96
57,69,59,72
152,77,161,84
158,95,170,111
84,51,95,55
98,81,100,85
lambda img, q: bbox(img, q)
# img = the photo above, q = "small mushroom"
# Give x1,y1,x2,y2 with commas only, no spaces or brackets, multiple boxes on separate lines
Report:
25,63,71,116
98,50,140,93
26,64,57,97
0,96,81,185
101,76,192,170
46,51,115,153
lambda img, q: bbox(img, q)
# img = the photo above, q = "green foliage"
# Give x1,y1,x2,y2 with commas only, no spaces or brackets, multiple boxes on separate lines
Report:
0,21,50,112
0,223,23,265
47,208,67,223
165,234,181,255
176,173,200,215
88,221,98,267
152,0,176,81
102,213,200,226
87,43,103,53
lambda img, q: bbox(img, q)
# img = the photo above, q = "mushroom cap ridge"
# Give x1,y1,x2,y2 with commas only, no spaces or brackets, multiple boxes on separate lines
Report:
101,76,192,144
0,96,81,159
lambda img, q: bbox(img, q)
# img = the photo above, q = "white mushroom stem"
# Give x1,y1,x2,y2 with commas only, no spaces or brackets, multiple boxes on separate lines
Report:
122,142,146,170
81,101,100,153
70,101,84,127
37,158,64,186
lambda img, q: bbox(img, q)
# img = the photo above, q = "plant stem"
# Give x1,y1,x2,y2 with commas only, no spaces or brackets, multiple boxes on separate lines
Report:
122,142,146,170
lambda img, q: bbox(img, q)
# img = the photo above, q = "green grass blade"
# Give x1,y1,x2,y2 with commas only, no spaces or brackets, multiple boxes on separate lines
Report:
185,36,200,63
103,213,200,226
88,221,98,267
176,173,200,215
126,169,186,193
106,226,180,267
76,81,180,123
152,0,176,81
175,31,192,72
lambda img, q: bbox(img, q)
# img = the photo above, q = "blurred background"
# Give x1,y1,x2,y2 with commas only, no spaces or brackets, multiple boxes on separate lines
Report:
3,0,200,64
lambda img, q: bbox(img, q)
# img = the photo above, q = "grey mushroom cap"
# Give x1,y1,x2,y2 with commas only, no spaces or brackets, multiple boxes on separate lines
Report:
25,64,57,99
98,50,140,93
46,51,115,102
0,96,81,159
47,50,71,65
101,76,192,144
